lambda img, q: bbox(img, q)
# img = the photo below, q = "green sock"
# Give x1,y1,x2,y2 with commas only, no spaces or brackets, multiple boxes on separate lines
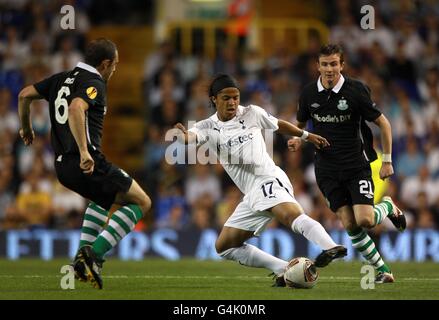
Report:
348,228,391,273
78,202,109,249
92,204,143,259
373,200,393,226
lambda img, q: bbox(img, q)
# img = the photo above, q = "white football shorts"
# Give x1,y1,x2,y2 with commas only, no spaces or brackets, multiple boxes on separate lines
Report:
224,175,301,236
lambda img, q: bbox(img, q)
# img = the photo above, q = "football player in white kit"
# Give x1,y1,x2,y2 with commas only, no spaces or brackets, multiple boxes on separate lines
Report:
174,74,347,286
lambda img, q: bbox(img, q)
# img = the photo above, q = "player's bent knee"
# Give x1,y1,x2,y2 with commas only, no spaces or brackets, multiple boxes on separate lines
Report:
343,222,357,232
285,214,299,227
357,216,374,229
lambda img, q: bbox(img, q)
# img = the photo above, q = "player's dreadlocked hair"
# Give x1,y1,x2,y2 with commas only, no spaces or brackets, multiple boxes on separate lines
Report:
84,38,117,67
318,44,344,63
208,74,240,108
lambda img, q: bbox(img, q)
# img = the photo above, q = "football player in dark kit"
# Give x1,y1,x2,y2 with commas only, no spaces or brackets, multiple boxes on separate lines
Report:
288,44,406,283
18,38,151,289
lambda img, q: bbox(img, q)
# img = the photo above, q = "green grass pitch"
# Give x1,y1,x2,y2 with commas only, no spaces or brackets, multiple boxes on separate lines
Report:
0,258,438,300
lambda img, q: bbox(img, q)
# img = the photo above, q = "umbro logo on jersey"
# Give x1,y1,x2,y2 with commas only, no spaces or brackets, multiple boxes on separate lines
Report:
311,103,320,108
239,120,246,129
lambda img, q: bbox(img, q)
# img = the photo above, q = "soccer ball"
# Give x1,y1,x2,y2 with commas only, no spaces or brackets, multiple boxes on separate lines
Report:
283,257,319,289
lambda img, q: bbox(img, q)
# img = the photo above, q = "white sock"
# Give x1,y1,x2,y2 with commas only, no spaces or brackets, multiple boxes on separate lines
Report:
218,243,288,275
291,214,337,250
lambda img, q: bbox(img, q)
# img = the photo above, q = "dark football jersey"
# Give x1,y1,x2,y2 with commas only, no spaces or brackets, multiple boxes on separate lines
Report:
297,76,382,170
34,63,107,155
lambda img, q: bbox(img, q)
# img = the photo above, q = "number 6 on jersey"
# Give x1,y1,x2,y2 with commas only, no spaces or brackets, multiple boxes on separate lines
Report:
55,86,71,124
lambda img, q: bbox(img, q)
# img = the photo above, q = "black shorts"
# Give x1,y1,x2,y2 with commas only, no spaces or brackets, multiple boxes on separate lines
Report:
54,151,133,210
315,165,374,212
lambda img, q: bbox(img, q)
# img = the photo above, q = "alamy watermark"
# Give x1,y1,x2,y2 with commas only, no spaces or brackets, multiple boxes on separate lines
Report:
360,265,375,290
360,5,375,30
60,264,75,289
164,122,275,175
60,5,75,30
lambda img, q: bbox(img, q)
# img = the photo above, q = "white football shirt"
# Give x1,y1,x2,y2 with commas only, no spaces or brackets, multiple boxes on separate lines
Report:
189,105,287,194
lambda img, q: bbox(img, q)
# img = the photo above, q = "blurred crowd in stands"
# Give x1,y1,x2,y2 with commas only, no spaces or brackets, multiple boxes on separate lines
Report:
1,0,438,233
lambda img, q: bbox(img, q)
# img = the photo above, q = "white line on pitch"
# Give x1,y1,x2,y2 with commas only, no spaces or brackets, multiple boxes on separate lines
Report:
0,275,438,281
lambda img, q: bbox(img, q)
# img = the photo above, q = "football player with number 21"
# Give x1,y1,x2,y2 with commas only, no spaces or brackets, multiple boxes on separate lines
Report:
288,44,407,284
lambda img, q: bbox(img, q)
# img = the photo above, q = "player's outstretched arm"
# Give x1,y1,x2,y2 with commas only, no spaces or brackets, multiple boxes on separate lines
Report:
174,123,197,145
18,85,43,145
69,97,94,175
373,114,394,180
278,119,330,150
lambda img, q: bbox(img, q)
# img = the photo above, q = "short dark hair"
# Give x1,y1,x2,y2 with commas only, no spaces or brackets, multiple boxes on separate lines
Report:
208,74,239,96
84,38,117,67
318,44,344,63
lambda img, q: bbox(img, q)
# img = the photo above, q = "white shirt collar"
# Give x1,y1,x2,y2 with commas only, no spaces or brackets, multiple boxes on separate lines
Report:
211,105,243,123
76,62,102,78
211,113,219,121
317,74,345,93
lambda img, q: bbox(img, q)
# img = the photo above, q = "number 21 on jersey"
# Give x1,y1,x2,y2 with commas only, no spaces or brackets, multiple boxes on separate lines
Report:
359,180,373,197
